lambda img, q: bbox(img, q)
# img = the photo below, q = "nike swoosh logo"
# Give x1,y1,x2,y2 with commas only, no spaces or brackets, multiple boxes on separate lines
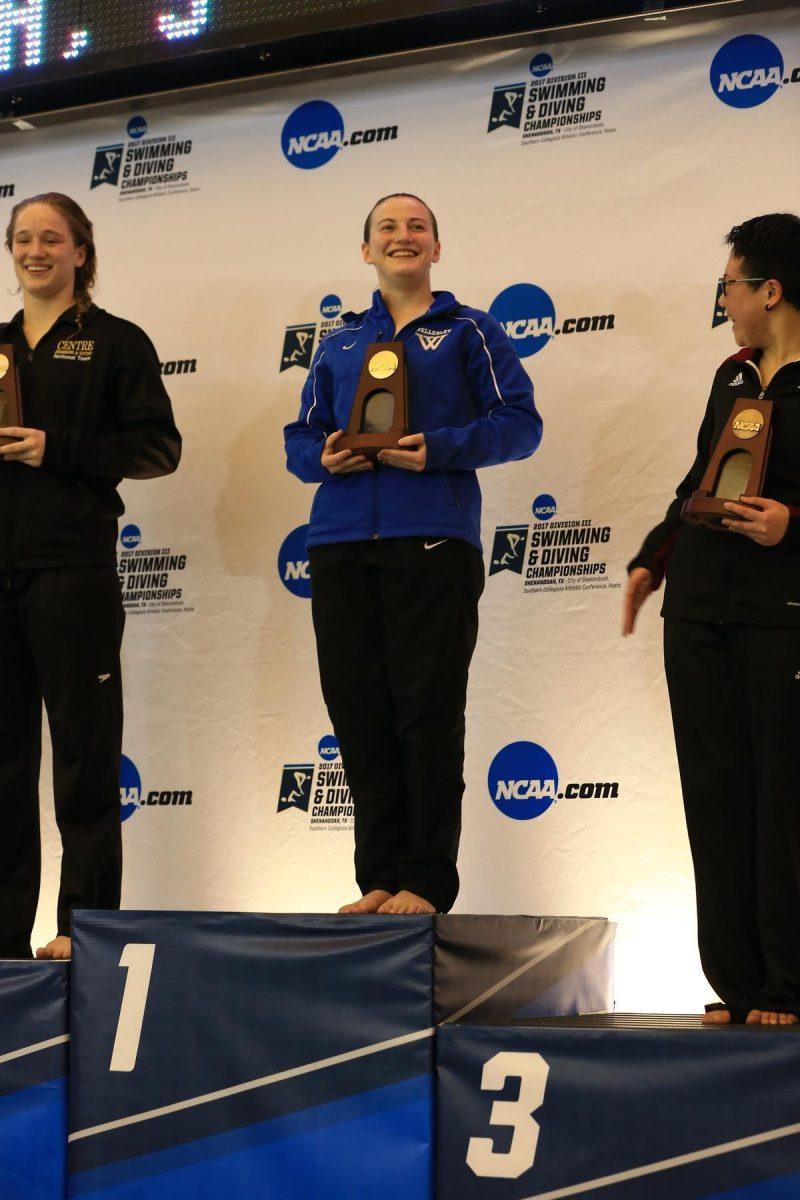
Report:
342,342,356,350
424,540,448,550
98,673,111,683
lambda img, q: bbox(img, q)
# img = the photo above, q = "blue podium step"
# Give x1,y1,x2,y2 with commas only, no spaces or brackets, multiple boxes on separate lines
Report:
437,1016,800,1200
2,912,616,1198
0,961,69,1200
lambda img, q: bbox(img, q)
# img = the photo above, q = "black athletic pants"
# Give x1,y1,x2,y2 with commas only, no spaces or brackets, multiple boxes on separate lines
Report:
309,537,484,913
0,568,124,958
664,617,800,1015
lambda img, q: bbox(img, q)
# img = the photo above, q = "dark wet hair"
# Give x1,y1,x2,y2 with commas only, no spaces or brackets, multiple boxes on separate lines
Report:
5,192,96,312
363,193,439,242
725,213,800,310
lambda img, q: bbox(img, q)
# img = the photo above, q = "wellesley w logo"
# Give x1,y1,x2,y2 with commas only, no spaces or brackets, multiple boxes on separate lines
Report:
416,327,451,351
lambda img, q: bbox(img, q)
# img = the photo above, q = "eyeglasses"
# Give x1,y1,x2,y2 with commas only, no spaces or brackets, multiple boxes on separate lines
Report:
718,276,766,295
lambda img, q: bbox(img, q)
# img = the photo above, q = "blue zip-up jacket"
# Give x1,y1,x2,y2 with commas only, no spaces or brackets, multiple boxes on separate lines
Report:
284,290,542,551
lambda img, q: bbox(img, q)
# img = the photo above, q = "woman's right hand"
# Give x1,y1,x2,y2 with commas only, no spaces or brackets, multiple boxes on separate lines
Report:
321,429,373,474
622,567,655,636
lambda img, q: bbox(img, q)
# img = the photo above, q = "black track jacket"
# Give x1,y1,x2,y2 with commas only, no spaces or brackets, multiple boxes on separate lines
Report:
629,349,800,626
0,304,181,570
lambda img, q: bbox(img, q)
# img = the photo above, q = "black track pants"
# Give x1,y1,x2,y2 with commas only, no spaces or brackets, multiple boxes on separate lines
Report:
0,568,124,957
309,537,484,913
664,617,800,1015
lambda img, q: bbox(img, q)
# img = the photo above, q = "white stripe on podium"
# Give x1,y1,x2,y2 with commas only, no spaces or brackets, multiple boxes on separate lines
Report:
524,1120,800,1200
0,1034,69,1064
69,1026,435,1142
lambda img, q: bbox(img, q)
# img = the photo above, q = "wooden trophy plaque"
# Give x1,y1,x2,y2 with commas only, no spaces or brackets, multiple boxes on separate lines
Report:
681,397,773,530
337,342,408,460
0,344,23,447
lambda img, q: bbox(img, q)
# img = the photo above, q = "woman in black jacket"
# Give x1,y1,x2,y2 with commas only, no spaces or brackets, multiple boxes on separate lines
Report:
0,192,181,960
624,213,800,1026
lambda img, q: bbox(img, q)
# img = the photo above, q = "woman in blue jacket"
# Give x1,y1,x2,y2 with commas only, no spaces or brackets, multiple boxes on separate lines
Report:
285,193,541,914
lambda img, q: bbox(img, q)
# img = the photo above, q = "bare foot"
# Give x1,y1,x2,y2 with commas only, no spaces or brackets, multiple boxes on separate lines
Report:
35,936,71,960
338,889,392,914
377,890,436,915
701,1008,732,1025
746,1009,799,1027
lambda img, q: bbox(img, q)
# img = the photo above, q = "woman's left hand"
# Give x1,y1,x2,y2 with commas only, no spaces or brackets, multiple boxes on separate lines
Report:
722,496,790,546
377,432,427,472
0,427,46,468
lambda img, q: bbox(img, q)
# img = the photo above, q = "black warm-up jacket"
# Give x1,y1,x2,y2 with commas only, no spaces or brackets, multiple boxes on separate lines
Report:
628,349,800,626
0,304,181,570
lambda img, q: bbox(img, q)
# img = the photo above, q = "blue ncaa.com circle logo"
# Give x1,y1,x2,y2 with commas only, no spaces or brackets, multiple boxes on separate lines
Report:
533,493,557,521
530,53,553,78
282,101,345,170
318,734,340,760
710,35,784,108
488,741,559,820
120,755,141,822
127,114,147,139
320,294,342,318
278,524,312,598
120,524,141,549
490,283,557,358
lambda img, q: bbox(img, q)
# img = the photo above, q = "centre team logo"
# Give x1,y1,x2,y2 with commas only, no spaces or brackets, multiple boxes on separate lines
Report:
278,525,311,598
281,99,399,170
710,35,799,108
120,754,193,822
490,283,615,358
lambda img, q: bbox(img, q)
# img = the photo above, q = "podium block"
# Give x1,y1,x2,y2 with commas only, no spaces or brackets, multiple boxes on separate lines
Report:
437,1017,800,1199
435,916,614,1023
68,913,434,1199
0,961,69,1200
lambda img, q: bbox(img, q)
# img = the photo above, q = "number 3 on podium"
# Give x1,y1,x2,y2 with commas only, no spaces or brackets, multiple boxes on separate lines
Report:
466,1051,550,1179
109,944,156,1072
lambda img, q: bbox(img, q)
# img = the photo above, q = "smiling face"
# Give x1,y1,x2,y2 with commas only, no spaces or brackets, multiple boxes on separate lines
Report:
11,202,87,304
719,252,774,348
362,195,440,290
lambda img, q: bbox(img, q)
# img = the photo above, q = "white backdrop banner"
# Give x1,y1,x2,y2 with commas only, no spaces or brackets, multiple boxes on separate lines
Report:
4,0,798,1010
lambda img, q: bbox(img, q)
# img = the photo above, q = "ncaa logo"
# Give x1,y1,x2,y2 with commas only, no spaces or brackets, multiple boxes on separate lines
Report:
120,755,141,822
318,734,340,760
320,294,342,318
278,524,312,598
488,741,559,820
533,493,556,521
710,35,784,108
530,53,553,78
127,115,147,139
120,524,141,549
282,101,345,169
490,284,556,358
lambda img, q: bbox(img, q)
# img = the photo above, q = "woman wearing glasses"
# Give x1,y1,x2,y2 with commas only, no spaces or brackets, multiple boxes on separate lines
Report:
623,213,800,1026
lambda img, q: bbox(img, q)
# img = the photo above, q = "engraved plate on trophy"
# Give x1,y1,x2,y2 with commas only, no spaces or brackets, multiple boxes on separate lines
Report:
0,345,23,449
681,399,773,530
336,342,409,460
